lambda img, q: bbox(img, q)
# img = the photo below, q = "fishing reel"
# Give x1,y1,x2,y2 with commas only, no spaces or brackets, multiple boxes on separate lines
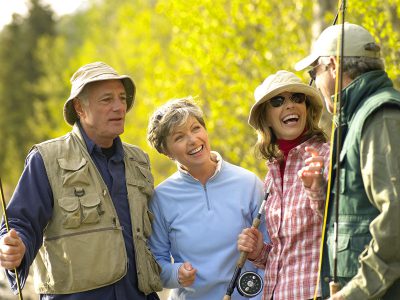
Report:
236,271,263,297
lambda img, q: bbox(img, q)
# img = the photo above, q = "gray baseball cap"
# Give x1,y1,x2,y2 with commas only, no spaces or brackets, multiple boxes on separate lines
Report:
295,22,380,71
64,61,136,125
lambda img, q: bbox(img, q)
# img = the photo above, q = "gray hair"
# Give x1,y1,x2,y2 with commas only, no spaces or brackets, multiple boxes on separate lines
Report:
319,56,384,79
147,96,206,154
75,85,90,105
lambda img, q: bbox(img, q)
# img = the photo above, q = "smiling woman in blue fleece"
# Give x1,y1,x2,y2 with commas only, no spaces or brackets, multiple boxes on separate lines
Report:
146,97,267,300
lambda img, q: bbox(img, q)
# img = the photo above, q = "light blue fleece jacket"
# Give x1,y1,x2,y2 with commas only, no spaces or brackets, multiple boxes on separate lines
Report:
149,153,266,300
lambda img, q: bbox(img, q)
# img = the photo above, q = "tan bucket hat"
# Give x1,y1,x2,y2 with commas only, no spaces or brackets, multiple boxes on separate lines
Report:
248,70,323,129
63,61,136,125
295,22,380,71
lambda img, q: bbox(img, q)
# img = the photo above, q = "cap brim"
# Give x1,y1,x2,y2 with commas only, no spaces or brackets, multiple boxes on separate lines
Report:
294,53,319,71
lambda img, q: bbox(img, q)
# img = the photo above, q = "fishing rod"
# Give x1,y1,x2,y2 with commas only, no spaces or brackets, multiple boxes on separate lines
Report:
308,2,346,299
0,177,24,300
330,0,346,296
308,5,341,86
222,180,273,300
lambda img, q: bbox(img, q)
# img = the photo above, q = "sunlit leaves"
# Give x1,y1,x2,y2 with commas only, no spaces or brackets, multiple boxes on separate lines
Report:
1,0,399,188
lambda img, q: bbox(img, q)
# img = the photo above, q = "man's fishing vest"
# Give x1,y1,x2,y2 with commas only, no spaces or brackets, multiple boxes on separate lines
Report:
323,85,400,297
32,125,162,294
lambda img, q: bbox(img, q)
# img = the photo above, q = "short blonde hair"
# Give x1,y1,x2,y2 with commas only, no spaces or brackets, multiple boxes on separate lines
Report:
147,96,206,154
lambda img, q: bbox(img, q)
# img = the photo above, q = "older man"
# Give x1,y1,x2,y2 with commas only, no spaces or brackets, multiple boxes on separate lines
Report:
0,62,162,299
295,23,400,300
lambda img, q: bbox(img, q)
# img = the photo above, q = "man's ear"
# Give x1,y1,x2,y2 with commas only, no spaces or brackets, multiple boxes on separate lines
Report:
73,98,84,117
329,56,338,78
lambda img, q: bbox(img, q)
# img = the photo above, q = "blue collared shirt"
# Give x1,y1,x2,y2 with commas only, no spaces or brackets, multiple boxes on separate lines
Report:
1,123,148,299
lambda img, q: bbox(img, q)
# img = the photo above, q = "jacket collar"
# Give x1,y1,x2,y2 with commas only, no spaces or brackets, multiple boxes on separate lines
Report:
340,70,392,124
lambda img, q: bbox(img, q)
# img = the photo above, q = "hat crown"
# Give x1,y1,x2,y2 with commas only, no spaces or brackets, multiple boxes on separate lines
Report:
254,70,302,102
294,22,380,71
313,22,379,57
71,61,118,87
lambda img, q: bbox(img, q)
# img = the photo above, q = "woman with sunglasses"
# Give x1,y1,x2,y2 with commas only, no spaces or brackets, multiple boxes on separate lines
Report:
237,70,330,300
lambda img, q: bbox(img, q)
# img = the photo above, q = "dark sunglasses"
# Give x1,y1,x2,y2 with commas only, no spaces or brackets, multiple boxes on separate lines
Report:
269,93,307,108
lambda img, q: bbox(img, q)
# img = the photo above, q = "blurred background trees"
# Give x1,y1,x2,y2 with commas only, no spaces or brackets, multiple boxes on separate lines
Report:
0,0,399,192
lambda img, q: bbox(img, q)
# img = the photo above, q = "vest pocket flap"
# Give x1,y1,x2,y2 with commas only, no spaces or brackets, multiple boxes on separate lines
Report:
58,157,87,171
126,177,147,188
137,166,154,184
80,194,101,208
337,234,350,252
58,197,79,212
127,178,153,198
334,234,369,252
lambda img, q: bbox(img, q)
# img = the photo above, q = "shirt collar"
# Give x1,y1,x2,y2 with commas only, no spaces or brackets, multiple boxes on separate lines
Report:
76,121,124,161
177,151,222,179
267,137,318,166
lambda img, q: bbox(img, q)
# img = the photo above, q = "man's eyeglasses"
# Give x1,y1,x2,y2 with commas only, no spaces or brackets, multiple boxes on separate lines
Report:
269,93,307,108
308,63,330,81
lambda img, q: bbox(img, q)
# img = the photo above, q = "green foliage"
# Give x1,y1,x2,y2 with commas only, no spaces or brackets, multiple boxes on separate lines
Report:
0,0,55,185
346,0,400,88
0,0,399,189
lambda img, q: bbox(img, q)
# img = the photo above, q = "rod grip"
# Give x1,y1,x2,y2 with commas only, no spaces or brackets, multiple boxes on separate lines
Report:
252,218,261,229
236,207,262,267
237,250,249,267
222,295,231,300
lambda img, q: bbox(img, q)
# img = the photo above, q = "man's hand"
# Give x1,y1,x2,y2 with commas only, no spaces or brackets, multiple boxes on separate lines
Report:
0,229,26,270
328,292,345,300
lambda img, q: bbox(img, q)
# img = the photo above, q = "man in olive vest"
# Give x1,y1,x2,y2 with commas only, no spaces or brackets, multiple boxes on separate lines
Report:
295,23,400,300
0,62,162,299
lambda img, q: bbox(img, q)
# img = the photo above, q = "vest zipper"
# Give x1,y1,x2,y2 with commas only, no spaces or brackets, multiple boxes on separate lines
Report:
45,225,123,241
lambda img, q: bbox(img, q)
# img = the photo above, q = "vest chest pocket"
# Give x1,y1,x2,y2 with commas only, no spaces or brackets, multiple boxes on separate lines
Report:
58,193,102,229
58,157,90,186
327,232,371,278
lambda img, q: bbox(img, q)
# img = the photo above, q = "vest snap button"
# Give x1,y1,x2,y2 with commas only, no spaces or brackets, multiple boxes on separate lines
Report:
74,187,85,197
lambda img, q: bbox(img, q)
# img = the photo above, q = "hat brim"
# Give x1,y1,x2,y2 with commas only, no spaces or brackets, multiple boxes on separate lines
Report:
63,76,135,126
294,53,319,71
248,83,323,129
